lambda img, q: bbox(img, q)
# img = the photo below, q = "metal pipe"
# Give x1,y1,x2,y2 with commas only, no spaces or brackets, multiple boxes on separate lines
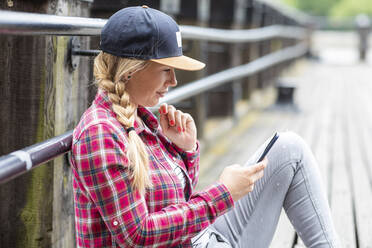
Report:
72,49,101,56
70,24,305,57
0,131,73,184
179,25,307,42
0,10,306,41
0,10,105,36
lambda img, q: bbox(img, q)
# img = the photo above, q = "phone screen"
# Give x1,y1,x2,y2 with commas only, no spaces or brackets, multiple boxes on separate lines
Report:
257,132,279,163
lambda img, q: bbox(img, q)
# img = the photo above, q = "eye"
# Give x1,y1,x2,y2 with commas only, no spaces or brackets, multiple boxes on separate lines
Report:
163,69,171,72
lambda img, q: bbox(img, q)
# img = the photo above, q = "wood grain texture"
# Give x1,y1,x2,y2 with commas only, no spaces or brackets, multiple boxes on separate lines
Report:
50,2,92,248
198,57,372,247
0,2,54,247
0,1,91,247
346,75,372,248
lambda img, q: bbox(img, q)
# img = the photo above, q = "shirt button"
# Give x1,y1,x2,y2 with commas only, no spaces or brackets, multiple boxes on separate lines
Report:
172,157,177,161
113,220,119,226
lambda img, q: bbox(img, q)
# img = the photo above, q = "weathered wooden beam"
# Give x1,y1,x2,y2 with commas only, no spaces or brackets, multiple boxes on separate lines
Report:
0,0,53,246
51,3,92,248
0,1,91,248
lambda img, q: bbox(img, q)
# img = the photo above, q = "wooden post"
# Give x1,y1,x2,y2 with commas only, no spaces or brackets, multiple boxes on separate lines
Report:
230,0,248,121
0,2,53,247
50,2,92,248
262,4,275,88
0,1,92,248
241,0,255,100
246,1,262,93
257,3,269,89
271,10,285,79
206,0,235,117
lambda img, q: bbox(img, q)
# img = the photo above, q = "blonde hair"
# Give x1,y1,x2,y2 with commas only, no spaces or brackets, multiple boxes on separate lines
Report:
93,51,151,195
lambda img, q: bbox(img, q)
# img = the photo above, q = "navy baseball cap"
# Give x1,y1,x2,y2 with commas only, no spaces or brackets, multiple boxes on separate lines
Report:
100,5,205,71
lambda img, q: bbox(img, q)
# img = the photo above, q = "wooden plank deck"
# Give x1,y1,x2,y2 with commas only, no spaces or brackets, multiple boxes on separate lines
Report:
197,58,372,247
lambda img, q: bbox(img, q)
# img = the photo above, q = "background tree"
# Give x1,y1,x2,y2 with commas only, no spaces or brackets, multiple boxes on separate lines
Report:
331,0,372,18
281,0,372,18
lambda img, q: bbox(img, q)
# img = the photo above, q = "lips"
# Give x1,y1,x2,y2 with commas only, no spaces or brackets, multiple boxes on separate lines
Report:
157,91,168,97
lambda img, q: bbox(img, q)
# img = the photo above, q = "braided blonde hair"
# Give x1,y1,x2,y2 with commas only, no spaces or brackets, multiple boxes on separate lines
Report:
94,51,151,195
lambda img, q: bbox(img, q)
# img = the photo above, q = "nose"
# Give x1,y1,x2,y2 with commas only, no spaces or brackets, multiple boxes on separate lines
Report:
168,69,177,87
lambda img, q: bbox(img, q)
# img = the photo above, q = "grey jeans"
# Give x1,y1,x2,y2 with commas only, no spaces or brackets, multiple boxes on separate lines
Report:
208,131,341,248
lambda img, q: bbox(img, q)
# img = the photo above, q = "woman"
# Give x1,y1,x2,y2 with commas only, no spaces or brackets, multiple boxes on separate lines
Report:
70,6,341,248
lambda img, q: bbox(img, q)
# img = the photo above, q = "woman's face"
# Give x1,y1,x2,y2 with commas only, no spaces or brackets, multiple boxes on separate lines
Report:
125,62,177,107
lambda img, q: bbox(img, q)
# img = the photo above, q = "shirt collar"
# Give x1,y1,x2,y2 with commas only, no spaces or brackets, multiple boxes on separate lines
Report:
94,88,113,110
94,89,159,134
137,107,159,133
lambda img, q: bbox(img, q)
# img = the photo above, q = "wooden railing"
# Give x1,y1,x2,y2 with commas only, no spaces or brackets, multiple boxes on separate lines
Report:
0,1,313,247
0,11,309,184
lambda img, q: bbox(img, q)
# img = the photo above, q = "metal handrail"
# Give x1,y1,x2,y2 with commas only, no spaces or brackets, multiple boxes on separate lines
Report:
0,10,105,36
180,25,306,42
0,10,306,41
0,131,72,184
0,42,307,184
159,42,307,105
0,7,310,183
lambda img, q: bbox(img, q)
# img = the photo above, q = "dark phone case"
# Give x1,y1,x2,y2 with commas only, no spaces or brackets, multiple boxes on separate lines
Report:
257,132,279,163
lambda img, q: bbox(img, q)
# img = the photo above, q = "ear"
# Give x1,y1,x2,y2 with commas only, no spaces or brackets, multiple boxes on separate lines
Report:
122,72,132,81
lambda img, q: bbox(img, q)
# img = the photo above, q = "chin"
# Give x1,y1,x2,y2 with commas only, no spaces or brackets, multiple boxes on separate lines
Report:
143,100,158,108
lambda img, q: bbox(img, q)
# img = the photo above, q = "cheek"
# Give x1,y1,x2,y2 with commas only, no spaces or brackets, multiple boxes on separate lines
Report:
147,78,164,92
126,73,165,105
138,87,158,104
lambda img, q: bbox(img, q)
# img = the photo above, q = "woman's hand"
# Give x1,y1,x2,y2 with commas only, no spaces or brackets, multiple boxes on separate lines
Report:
219,158,268,202
159,103,197,151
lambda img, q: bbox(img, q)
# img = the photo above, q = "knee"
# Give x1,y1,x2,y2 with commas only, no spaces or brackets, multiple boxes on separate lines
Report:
279,131,305,146
275,131,308,162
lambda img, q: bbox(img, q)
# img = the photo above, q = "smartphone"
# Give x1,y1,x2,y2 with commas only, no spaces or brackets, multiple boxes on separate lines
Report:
257,132,279,163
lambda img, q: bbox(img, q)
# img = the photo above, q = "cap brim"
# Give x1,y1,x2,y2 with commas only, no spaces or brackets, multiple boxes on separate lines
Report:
150,55,205,71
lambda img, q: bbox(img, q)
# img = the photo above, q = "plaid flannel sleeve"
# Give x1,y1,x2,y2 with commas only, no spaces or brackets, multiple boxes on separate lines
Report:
73,123,234,247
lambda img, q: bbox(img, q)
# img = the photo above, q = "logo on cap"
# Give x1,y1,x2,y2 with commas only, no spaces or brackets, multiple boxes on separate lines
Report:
176,31,182,48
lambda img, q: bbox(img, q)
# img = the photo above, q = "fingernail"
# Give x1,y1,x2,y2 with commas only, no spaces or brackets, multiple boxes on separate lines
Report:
177,127,182,132
160,106,165,114
170,120,175,126
183,128,185,132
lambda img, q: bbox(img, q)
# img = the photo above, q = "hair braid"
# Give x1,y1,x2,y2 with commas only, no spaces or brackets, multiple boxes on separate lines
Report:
93,52,151,195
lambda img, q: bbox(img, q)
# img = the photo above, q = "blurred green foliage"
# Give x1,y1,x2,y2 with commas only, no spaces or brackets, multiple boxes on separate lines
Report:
331,0,372,18
282,0,372,18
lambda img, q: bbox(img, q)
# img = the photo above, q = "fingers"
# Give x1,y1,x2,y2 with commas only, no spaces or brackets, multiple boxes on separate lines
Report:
251,160,267,174
250,162,265,176
159,103,168,115
242,159,268,188
175,110,183,132
159,103,174,126
248,184,254,192
181,114,187,132
158,104,188,132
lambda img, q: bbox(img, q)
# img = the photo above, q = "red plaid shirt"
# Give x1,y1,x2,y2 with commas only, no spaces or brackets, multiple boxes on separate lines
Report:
70,90,234,247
